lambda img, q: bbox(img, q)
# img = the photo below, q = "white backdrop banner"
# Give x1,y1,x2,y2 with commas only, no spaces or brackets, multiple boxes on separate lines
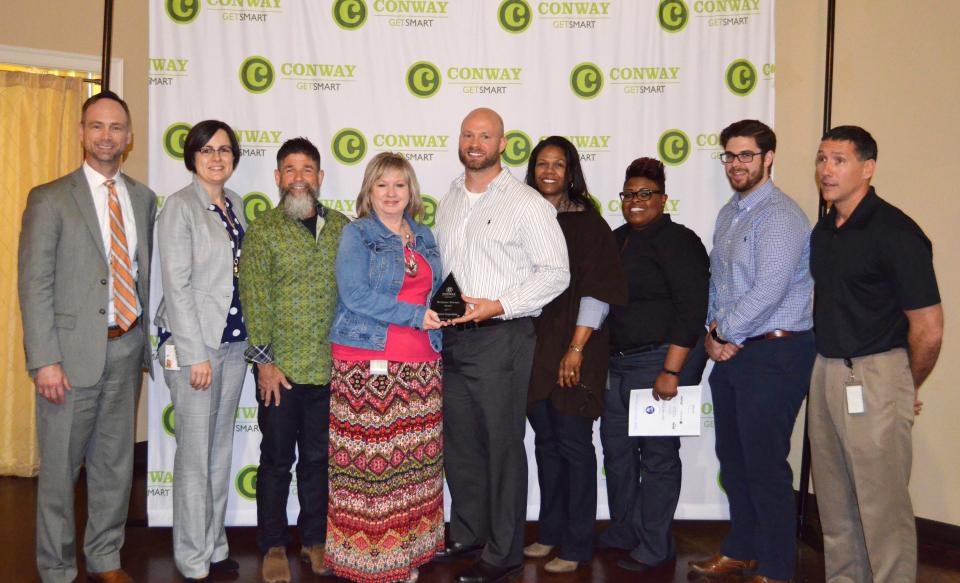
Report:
147,0,775,526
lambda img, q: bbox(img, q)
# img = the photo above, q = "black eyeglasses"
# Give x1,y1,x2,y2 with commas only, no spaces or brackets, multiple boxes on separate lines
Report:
618,188,663,201
719,151,762,164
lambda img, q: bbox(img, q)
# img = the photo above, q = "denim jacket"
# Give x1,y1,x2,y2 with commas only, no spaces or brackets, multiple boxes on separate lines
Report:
329,212,443,353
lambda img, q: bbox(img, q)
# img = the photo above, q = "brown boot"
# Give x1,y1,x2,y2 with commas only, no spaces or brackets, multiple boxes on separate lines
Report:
300,544,333,576
86,570,134,583
262,547,291,583
688,553,758,577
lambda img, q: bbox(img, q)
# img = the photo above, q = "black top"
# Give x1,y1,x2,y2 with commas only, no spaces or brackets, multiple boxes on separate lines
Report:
530,209,627,419
609,214,710,351
811,188,940,358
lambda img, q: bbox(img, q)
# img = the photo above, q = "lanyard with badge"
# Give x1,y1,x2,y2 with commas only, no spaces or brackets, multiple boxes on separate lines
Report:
844,358,865,415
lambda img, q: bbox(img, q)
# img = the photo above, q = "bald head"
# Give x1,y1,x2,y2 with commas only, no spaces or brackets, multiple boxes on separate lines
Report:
461,107,505,137
458,108,507,177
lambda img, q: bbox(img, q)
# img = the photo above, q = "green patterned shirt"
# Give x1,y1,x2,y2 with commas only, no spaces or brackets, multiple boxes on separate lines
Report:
239,204,349,385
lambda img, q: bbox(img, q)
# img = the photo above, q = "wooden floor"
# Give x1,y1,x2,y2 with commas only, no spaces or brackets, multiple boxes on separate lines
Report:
3,466,960,582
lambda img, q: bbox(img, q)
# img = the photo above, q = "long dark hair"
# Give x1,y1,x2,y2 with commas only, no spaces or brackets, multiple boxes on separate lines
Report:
525,136,592,210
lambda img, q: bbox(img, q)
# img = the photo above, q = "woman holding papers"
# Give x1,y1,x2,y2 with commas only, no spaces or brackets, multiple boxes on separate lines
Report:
597,157,710,574
522,136,627,574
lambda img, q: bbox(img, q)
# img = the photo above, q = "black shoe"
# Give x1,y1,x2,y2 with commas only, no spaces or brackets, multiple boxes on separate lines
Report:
436,541,484,559
456,560,522,583
211,557,240,573
616,557,653,573
183,577,210,582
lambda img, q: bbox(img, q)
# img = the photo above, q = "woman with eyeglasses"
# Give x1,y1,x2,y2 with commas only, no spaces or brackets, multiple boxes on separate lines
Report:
154,119,247,581
522,136,627,574
597,157,709,574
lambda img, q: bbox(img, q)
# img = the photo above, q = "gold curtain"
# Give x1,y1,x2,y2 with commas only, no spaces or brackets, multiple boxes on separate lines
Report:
0,71,84,476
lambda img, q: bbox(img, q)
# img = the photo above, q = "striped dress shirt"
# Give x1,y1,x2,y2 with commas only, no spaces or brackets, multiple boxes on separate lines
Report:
434,167,570,319
707,179,813,345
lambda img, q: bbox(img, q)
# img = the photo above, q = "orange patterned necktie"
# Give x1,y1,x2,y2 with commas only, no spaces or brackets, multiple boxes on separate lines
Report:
105,179,136,330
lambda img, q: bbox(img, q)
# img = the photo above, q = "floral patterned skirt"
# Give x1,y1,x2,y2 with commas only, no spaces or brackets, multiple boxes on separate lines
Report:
326,358,444,583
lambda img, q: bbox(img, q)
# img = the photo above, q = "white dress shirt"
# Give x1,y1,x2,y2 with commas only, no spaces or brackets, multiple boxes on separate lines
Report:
82,162,140,326
434,167,570,319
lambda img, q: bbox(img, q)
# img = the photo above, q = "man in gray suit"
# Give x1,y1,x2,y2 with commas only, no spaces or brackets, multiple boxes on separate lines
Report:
18,91,156,583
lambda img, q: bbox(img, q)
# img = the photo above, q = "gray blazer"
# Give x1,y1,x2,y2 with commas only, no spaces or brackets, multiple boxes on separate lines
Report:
18,167,157,387
154,179,247,366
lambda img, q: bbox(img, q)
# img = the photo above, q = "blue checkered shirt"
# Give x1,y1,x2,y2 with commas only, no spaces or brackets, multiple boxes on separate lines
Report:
707,180,813,345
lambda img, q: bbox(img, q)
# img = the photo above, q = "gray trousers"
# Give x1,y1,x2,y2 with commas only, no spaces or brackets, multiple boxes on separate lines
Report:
164,341,247,578
35,326,144,583
809,349,917,583
442,319,535,568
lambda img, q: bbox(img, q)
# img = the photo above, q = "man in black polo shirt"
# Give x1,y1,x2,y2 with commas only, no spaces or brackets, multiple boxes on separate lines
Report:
809,125,943,582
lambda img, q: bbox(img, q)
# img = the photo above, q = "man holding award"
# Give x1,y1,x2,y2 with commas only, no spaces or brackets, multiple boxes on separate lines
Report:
433,108,570,583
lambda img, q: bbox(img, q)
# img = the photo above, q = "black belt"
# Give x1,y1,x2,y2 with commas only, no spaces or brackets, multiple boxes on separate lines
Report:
744,328,811,343
450,317,529,331
611,343,660,358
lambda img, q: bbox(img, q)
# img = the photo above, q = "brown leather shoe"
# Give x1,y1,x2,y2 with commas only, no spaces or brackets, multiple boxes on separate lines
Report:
300,544,333,576
86,569,134,583
745,577,789,583
688,553,758,576
262,546,291,583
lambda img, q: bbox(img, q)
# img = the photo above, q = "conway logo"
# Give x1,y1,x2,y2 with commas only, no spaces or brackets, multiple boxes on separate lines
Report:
166,0,200,24
406,61,442,98
235,465,258,500
501,130,532,167
239,56,275,94
243,192,273,223
331,128,368,165
498,0,533,34
332,0,367,29
570,62,603,99
658,0,688,32
658,129,691,166
725,58,757,96
163,122,192,161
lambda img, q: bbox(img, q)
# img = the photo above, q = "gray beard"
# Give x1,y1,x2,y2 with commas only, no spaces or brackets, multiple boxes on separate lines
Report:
281,187,319,220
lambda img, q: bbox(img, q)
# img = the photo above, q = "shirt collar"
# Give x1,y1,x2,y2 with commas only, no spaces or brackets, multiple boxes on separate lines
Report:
823,186,879,231
632,212,673,238
82,161,122,190
732,178,775,211
456,166,512,196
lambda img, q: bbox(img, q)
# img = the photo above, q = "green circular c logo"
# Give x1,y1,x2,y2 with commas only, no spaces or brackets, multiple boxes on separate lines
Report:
587,194,602,214
163,122,192,161
406,61,441,99
658,0,688,33
332,0,367,30
658,129,691,166
162,404,176,437
243,192,273,223
235,465,258,501
498,0,532,34
725,59,757,97
420,195,438,228
239,56,275,94
331,128,367,166
166,0,200,24
570,62,604,100
501,130,532,167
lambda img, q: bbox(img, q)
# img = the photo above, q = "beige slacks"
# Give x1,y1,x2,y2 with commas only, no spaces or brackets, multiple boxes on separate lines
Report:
808,348,916,583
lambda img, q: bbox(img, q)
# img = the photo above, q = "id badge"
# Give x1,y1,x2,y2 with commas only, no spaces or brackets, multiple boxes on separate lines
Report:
370,359,388,376
164,343,181,371
845,380,865,415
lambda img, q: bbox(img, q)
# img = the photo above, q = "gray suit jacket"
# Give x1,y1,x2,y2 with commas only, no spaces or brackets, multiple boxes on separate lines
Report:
153,179,247,366
18,167,157,387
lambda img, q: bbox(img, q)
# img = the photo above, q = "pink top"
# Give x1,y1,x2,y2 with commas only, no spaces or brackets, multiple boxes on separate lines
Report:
332,250,439,363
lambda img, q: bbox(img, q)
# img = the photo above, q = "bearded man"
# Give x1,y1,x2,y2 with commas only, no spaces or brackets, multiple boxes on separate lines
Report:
238,137,350,583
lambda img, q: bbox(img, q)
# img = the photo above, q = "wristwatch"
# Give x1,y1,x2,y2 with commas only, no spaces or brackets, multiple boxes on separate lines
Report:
710,327,729,345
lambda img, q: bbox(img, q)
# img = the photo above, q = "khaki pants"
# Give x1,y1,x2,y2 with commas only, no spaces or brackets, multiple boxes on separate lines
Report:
808,349,916,583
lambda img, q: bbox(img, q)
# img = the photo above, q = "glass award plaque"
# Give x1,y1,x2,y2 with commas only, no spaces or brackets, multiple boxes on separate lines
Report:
431,273,466,321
